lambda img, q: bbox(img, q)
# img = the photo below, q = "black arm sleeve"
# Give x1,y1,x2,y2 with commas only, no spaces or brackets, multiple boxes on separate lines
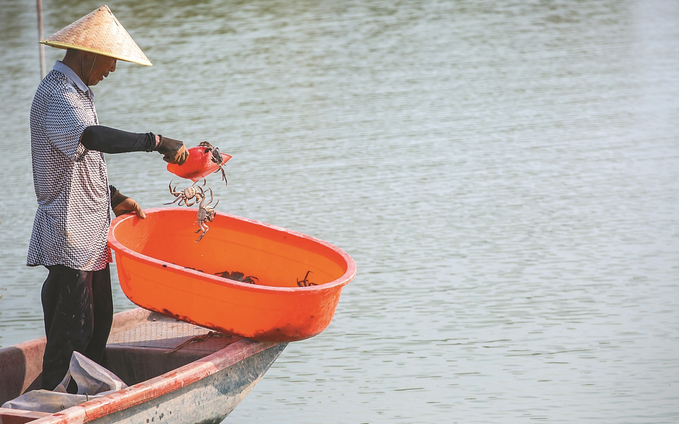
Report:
81,125,156,153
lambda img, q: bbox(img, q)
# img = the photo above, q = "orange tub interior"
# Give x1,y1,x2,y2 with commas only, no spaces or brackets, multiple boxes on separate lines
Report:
108,208,356,341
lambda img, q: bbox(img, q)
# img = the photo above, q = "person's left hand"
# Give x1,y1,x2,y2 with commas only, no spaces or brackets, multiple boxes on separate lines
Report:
113,197,146,219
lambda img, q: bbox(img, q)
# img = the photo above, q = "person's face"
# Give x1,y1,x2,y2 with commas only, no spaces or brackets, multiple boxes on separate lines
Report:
85,53,117,86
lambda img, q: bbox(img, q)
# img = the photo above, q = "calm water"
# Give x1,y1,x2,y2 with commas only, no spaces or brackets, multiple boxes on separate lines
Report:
1,0,678,422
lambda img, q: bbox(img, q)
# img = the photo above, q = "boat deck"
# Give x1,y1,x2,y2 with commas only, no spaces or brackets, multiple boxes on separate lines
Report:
0,309,284,424
104,310,242,386
0,309,240,408
108,312,239,352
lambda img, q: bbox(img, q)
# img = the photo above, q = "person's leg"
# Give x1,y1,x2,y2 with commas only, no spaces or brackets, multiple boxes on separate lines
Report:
40,266,95,390
41,266,61,338
84,264,113,365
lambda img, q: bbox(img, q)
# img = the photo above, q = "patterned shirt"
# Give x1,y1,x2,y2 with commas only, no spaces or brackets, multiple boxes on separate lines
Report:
27,61,112,271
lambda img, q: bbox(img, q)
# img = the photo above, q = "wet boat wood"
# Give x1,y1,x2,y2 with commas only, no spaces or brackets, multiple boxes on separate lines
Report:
0,308,286,424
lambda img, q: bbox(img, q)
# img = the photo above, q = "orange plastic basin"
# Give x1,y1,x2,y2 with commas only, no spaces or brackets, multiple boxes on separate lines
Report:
107,208,356,341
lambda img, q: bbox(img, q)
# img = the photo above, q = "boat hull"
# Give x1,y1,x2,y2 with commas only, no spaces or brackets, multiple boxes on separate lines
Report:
0,309,286,424
80,343,286,424
108,208,356,341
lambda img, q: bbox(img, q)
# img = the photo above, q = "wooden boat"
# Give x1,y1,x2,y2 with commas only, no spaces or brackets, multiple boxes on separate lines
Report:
108,208,356,342
0,308,286,424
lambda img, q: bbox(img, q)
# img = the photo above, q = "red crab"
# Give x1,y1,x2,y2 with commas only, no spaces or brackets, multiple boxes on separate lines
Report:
167,141,232,185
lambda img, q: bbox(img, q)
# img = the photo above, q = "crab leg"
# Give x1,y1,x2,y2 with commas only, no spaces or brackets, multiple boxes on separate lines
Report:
196,225,209,242
213,167,228,187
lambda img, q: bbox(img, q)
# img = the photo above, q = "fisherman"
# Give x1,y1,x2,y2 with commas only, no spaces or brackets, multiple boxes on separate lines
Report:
28,5,189,390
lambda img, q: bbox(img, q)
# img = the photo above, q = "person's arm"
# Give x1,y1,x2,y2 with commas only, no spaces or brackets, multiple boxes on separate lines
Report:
81,125,188,164
81,125,155,153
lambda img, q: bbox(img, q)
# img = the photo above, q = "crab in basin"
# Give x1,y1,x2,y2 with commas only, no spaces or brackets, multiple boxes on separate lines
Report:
195,187,219,242
296,270,318,287
165,180,206,207
215,270,258,284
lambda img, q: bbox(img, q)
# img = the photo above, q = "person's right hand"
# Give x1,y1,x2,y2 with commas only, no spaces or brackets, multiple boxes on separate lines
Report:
156,135,189,165
113,196,146,219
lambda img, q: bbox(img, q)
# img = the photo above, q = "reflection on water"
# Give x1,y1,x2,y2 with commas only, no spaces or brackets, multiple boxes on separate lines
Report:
1,0,678,422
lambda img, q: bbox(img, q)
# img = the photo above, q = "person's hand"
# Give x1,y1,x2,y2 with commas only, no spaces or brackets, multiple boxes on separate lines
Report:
156,135,189,165
113,197,146,219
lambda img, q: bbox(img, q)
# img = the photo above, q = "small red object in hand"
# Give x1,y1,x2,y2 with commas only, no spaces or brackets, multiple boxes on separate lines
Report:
167,142,232,183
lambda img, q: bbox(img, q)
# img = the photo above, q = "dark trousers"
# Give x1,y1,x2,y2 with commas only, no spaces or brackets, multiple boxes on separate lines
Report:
40,264,113,390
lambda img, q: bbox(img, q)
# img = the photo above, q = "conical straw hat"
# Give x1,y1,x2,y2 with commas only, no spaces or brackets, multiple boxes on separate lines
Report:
40,5,152,66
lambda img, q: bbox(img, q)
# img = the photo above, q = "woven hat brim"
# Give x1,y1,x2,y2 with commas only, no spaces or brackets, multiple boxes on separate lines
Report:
41,5,152,67
40,40,152,66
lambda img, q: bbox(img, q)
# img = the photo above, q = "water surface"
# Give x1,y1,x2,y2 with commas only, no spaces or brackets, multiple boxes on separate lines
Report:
1,0,678,422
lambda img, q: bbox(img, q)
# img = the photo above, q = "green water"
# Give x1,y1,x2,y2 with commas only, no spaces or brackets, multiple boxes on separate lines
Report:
1,0,678,422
